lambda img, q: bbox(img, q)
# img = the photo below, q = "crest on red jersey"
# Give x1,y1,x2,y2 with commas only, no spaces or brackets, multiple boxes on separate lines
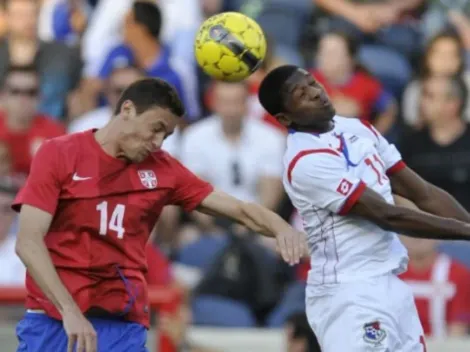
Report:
138,170,157,189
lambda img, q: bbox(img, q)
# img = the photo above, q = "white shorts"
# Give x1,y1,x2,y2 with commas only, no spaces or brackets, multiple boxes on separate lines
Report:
305,274,426,352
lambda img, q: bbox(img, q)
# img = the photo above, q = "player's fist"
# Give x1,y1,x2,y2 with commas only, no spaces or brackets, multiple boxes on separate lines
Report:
63,309,97,352
275,229,308,266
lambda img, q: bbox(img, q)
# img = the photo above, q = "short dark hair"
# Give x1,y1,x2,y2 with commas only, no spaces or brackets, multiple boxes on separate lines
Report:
133,1,162,39
258,65,298,116
114,78,185,117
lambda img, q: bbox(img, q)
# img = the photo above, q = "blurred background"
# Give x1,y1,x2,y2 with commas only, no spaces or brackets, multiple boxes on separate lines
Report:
1,0,470,351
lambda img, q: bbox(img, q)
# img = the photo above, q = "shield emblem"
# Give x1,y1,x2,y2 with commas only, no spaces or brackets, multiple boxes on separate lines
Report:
138,170,157,189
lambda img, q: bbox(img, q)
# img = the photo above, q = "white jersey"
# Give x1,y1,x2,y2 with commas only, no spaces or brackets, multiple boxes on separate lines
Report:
284,116,409,286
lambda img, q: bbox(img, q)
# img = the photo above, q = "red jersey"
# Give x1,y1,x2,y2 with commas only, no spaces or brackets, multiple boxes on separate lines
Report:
311,70,391,122
399,254,470,337
12,130,213,327
0,112,65,175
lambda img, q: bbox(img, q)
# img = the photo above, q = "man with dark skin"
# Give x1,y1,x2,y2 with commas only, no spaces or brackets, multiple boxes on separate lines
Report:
258,65,470,352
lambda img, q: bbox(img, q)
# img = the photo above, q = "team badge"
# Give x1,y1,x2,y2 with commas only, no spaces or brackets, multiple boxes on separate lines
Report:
138,170,157,189
336,179,353,196
363,321,386,345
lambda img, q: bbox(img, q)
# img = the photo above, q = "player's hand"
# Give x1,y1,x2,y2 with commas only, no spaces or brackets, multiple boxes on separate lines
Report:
63,308,97,352
275,229,308,266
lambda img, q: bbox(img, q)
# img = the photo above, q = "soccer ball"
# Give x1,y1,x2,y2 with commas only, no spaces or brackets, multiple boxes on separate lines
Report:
195,12,267,82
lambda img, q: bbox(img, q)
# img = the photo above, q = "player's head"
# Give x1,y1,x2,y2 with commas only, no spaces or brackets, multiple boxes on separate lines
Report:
2,64,39,123
114,78,184,163
106,66,145,113
400,236,438,260
124,1,162,44
211,81,249,131
258,65,335,131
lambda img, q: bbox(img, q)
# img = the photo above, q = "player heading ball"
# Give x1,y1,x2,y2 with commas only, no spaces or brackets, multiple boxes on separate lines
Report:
13,78,306,352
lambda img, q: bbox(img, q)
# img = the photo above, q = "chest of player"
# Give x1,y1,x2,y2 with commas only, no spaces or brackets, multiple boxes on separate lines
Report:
329,132,392,194
50,160,174,238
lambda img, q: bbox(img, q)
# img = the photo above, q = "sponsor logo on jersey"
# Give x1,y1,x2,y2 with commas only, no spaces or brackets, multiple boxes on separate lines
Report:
363,321,386,345
138,170,157,189
336,179,353,196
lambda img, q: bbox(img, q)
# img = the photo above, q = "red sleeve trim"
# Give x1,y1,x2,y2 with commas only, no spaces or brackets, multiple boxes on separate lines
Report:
386,160,406,176
338,181,367,215
287,149,341,184
181,183,214,213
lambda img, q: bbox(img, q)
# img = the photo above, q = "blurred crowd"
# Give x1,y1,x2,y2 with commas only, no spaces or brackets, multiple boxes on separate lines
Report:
1,0,470,350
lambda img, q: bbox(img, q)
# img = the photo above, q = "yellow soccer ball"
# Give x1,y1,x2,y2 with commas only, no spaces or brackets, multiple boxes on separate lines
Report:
195,12,267,82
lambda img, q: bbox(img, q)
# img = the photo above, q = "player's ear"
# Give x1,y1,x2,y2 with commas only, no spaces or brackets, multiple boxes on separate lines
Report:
275,113,292,128
120,100,137,121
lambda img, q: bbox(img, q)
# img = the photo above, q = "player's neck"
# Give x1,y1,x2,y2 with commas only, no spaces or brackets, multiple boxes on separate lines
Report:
221,121,243,142
130,39,161,69
292,120,334,134
429,117,466,146
5,114,33,132
93,123,121,158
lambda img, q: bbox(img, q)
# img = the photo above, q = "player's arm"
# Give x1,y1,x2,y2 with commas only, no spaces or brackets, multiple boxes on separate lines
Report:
13,140,96,352
15,206,81,314
349,187,470,240
389,166,470,223
362,120,470,223
289,148,470,241
197,190,305,264
169,158,306,265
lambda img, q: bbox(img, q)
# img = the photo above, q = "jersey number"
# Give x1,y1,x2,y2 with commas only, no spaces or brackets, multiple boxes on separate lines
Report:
96,201,126,239
364,154,387,185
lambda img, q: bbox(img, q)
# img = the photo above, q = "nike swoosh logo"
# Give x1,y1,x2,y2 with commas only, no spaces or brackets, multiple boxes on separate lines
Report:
72,173,92,181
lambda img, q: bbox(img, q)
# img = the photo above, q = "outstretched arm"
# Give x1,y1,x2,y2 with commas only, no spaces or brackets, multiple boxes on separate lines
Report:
390,166,470,223
349,186,470,241
197,190,306,265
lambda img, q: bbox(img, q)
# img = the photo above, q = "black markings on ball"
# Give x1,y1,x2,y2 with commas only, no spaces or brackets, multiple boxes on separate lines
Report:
209,24,261,72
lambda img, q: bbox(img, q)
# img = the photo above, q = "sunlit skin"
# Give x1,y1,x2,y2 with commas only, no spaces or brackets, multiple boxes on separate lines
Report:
275,69,336,133
95,101,178,164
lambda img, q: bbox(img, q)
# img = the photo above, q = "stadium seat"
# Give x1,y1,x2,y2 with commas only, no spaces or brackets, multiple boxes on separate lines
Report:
191,295,257,327
266,280,306,327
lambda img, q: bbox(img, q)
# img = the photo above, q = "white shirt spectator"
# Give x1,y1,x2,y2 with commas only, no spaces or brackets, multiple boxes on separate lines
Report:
81,0,202,78
0,235,26,286
180,116,285,203
68,107,180,157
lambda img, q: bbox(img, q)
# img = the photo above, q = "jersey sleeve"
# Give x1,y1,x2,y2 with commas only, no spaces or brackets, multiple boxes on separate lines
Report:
168,157,214,212
359,120,405,176
289,150,366,215
12,139,62,214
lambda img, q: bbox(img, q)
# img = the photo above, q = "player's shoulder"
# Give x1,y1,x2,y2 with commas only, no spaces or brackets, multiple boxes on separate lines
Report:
334,116,380,141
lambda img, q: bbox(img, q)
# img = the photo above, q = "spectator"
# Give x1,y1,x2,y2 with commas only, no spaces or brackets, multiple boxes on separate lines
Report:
400,75,470,210
0,182,25,286
0,65,65,177
311,31,397,136
0,0,82,118
181,81,285,209
314,0,422,96
399,235,470,337
284,312,321,352
403,30,470,128
78,0,199,120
